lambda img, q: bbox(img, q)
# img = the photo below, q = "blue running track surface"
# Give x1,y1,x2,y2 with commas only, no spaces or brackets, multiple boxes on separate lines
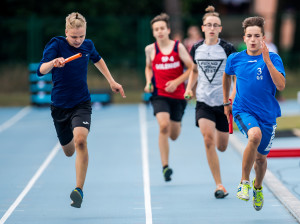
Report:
0,103,299,224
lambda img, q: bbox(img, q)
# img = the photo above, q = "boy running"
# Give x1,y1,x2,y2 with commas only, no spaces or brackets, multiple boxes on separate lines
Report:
37,12,125,208
144,13,193,182
223,16,285,211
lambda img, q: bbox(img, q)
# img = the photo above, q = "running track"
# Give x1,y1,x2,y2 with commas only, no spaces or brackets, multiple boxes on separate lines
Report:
0,102,299,224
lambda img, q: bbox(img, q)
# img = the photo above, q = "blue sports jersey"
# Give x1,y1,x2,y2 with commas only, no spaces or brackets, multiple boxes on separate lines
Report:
37,36,101,108
225,50,285,125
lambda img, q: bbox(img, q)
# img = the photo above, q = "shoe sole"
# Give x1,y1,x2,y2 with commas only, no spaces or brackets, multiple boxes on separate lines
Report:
253,197,264,211
70,190,82,208
215,190,229,199
253,204,263,211
236,194,249,201
164,169,173,182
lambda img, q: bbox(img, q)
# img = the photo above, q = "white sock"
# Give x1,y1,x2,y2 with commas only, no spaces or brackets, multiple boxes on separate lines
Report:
241,180,250,185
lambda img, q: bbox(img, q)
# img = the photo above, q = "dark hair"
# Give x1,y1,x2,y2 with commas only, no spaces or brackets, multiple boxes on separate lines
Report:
150,13,170,29
202,6,220,22
242,16,265,35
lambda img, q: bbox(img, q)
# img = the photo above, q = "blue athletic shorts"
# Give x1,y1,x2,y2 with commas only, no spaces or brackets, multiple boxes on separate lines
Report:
234,112,277,155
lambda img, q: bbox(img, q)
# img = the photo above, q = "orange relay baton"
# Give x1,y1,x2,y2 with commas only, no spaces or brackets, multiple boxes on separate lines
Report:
54,53,82,67
64,53,82,63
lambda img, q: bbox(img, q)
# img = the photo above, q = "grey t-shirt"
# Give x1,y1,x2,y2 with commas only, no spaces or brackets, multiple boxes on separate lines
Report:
190,39,236,106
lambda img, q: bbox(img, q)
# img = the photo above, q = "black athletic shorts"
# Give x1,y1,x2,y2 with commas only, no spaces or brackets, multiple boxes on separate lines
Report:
195,101,229,132
50,100,92,146
150,95,187,122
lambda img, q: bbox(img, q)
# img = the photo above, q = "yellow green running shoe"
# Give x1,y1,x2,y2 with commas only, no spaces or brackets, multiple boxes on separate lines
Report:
237,180,251,201
252,179,264,211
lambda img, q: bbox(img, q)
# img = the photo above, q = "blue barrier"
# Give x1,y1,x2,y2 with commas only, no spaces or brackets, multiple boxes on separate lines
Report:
90,93,111,104
142,93,152,104
29,63,52,105
31,93,52,104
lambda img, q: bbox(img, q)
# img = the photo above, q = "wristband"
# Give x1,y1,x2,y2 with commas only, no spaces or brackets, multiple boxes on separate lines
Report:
223,102,231,106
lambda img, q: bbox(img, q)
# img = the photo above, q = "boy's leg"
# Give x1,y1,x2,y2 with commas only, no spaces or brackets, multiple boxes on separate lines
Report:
61,139,75,157
156,112,171,167
69,101,91,208
150,96,174,181
73,127,89,190
241,127,261,181
68,127,89,208
199,118,222,186
169,121,181,140
234,113,262,182
252,124,276,211
215,130,229,152
236,128,261,201
156,112,173,181
252,153,267,211
254,123,276,187
253,153,267,188
234,113,261,201
198,118,228,198
253,153,267,211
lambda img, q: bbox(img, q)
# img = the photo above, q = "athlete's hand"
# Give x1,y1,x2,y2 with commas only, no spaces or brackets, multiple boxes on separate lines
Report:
52,58,66,68
165,80,178,93
111,81,126,98
224,104,232,124
184,89,193,100
144,82,153,93
261,41,271,64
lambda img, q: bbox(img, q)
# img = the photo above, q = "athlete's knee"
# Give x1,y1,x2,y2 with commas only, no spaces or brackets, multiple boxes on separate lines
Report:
217,144,227,152
74,136,87,150
63,149,75,157
203,134,214,149
65,150,74,157
169,130,180,141
248,129,262,147
62,141,75,157
159,122,170,135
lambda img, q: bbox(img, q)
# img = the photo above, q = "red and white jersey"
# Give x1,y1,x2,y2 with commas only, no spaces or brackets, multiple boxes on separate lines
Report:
152,40,185,99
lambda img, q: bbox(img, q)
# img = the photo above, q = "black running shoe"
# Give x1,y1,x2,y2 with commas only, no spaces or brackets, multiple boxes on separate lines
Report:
70,188,83,208
163,167,173,182
214,184,229,199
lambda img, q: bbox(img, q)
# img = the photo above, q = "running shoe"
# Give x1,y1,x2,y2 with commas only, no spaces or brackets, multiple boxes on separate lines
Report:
236,180,251,201
163,167,173,182
214,184,229,199
252,178,264,211
70,187,83,208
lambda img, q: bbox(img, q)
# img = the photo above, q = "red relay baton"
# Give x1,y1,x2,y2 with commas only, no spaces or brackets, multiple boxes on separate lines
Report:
229,99,233,134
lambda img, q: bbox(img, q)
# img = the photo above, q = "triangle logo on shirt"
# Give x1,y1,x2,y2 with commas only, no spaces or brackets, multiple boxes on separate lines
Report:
196,59,224,83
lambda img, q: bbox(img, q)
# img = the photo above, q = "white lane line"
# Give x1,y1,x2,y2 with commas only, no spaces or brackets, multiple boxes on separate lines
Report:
0,142,60,224
0,106,31,133
139,104,153,224
229,134,300,223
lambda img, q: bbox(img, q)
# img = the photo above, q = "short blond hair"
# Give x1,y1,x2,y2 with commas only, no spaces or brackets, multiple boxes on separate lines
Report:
65,12,86,30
